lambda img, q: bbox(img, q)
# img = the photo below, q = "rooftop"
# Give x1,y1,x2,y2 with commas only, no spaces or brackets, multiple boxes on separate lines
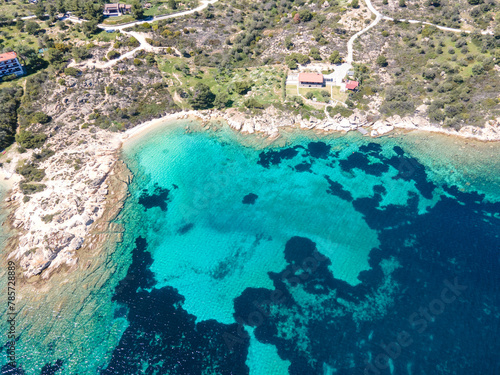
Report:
104,3,131,10
346,80,359,90
0,52,18,63
298,73,324,84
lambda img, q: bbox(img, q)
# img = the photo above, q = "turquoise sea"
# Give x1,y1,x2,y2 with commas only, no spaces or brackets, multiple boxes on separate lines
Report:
1,120,500,374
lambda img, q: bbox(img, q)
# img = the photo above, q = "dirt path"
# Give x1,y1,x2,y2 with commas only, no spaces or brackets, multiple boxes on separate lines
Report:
347,0,492,65
99,0,219,31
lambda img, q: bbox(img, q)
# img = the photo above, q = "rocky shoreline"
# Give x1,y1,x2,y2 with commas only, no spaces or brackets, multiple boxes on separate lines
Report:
202,106,500,142
2,107,500,279
1,129,126,279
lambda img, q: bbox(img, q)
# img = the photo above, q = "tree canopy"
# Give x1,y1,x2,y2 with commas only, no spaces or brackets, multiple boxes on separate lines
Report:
189,83,215,109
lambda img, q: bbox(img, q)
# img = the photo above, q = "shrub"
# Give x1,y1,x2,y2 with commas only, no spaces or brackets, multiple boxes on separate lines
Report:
298,9,313,22
16,130,47,149
376,55,388,67
26,21,40,35
310,47,321,60
234,81,252,95
20,182,46,195
33,148,55,162
327,105,353,118
30,112,50,124
64,67,81,77
42,214,55,223
243,98,264,109
126,37,140,48
16,161,45,182
106,85,117,95
329,50,342,64
214,92,230,109
107,50,121,60
471,63,484,75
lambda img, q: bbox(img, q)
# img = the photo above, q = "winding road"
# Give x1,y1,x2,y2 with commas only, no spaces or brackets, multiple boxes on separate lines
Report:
67,0,492,72
346,0,493,65
66,0,218,68
100,0,218,31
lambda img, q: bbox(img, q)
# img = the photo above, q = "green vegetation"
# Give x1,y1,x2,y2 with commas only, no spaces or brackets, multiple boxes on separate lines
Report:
64,67,81,77
42,213,58,223
377,0,497,30
376,55,388,67
107,50,121,60
30,111,51,124
367,23,500,127
159,57,285,109
329,50,343,64
285,53,310,69
20,182,46,195
33,148,55,162
0,0,496,144
0,86,23,149
16,160,45,182
327,105,353,118
189,83,215,109
16,130,47,149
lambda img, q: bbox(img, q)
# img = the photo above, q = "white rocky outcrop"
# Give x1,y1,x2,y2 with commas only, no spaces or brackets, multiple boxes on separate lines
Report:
3,129,123,278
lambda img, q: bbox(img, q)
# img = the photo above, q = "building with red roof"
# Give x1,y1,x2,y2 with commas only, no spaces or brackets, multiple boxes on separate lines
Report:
298,73,324,88
0,52,24,79
345,80,359,91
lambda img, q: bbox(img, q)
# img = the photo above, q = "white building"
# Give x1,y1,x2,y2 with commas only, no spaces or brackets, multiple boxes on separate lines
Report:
0,52,24,78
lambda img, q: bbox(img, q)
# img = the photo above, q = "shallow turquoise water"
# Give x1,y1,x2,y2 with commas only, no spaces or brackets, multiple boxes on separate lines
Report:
2,120,500,374
122,122,385,323
109,121,500,374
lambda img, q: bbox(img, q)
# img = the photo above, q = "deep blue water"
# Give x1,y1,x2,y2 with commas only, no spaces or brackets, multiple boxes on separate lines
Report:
2,121,500,374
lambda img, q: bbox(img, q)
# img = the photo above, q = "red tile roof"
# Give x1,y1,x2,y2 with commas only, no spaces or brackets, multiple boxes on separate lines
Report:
0,52,17,63
346,80,359,90
298,73,323,84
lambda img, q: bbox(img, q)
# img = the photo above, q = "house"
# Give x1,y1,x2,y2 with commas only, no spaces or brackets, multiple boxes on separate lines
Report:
345,80,359,91
298,73,324,88
103,3,132,16
0,52,24,79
